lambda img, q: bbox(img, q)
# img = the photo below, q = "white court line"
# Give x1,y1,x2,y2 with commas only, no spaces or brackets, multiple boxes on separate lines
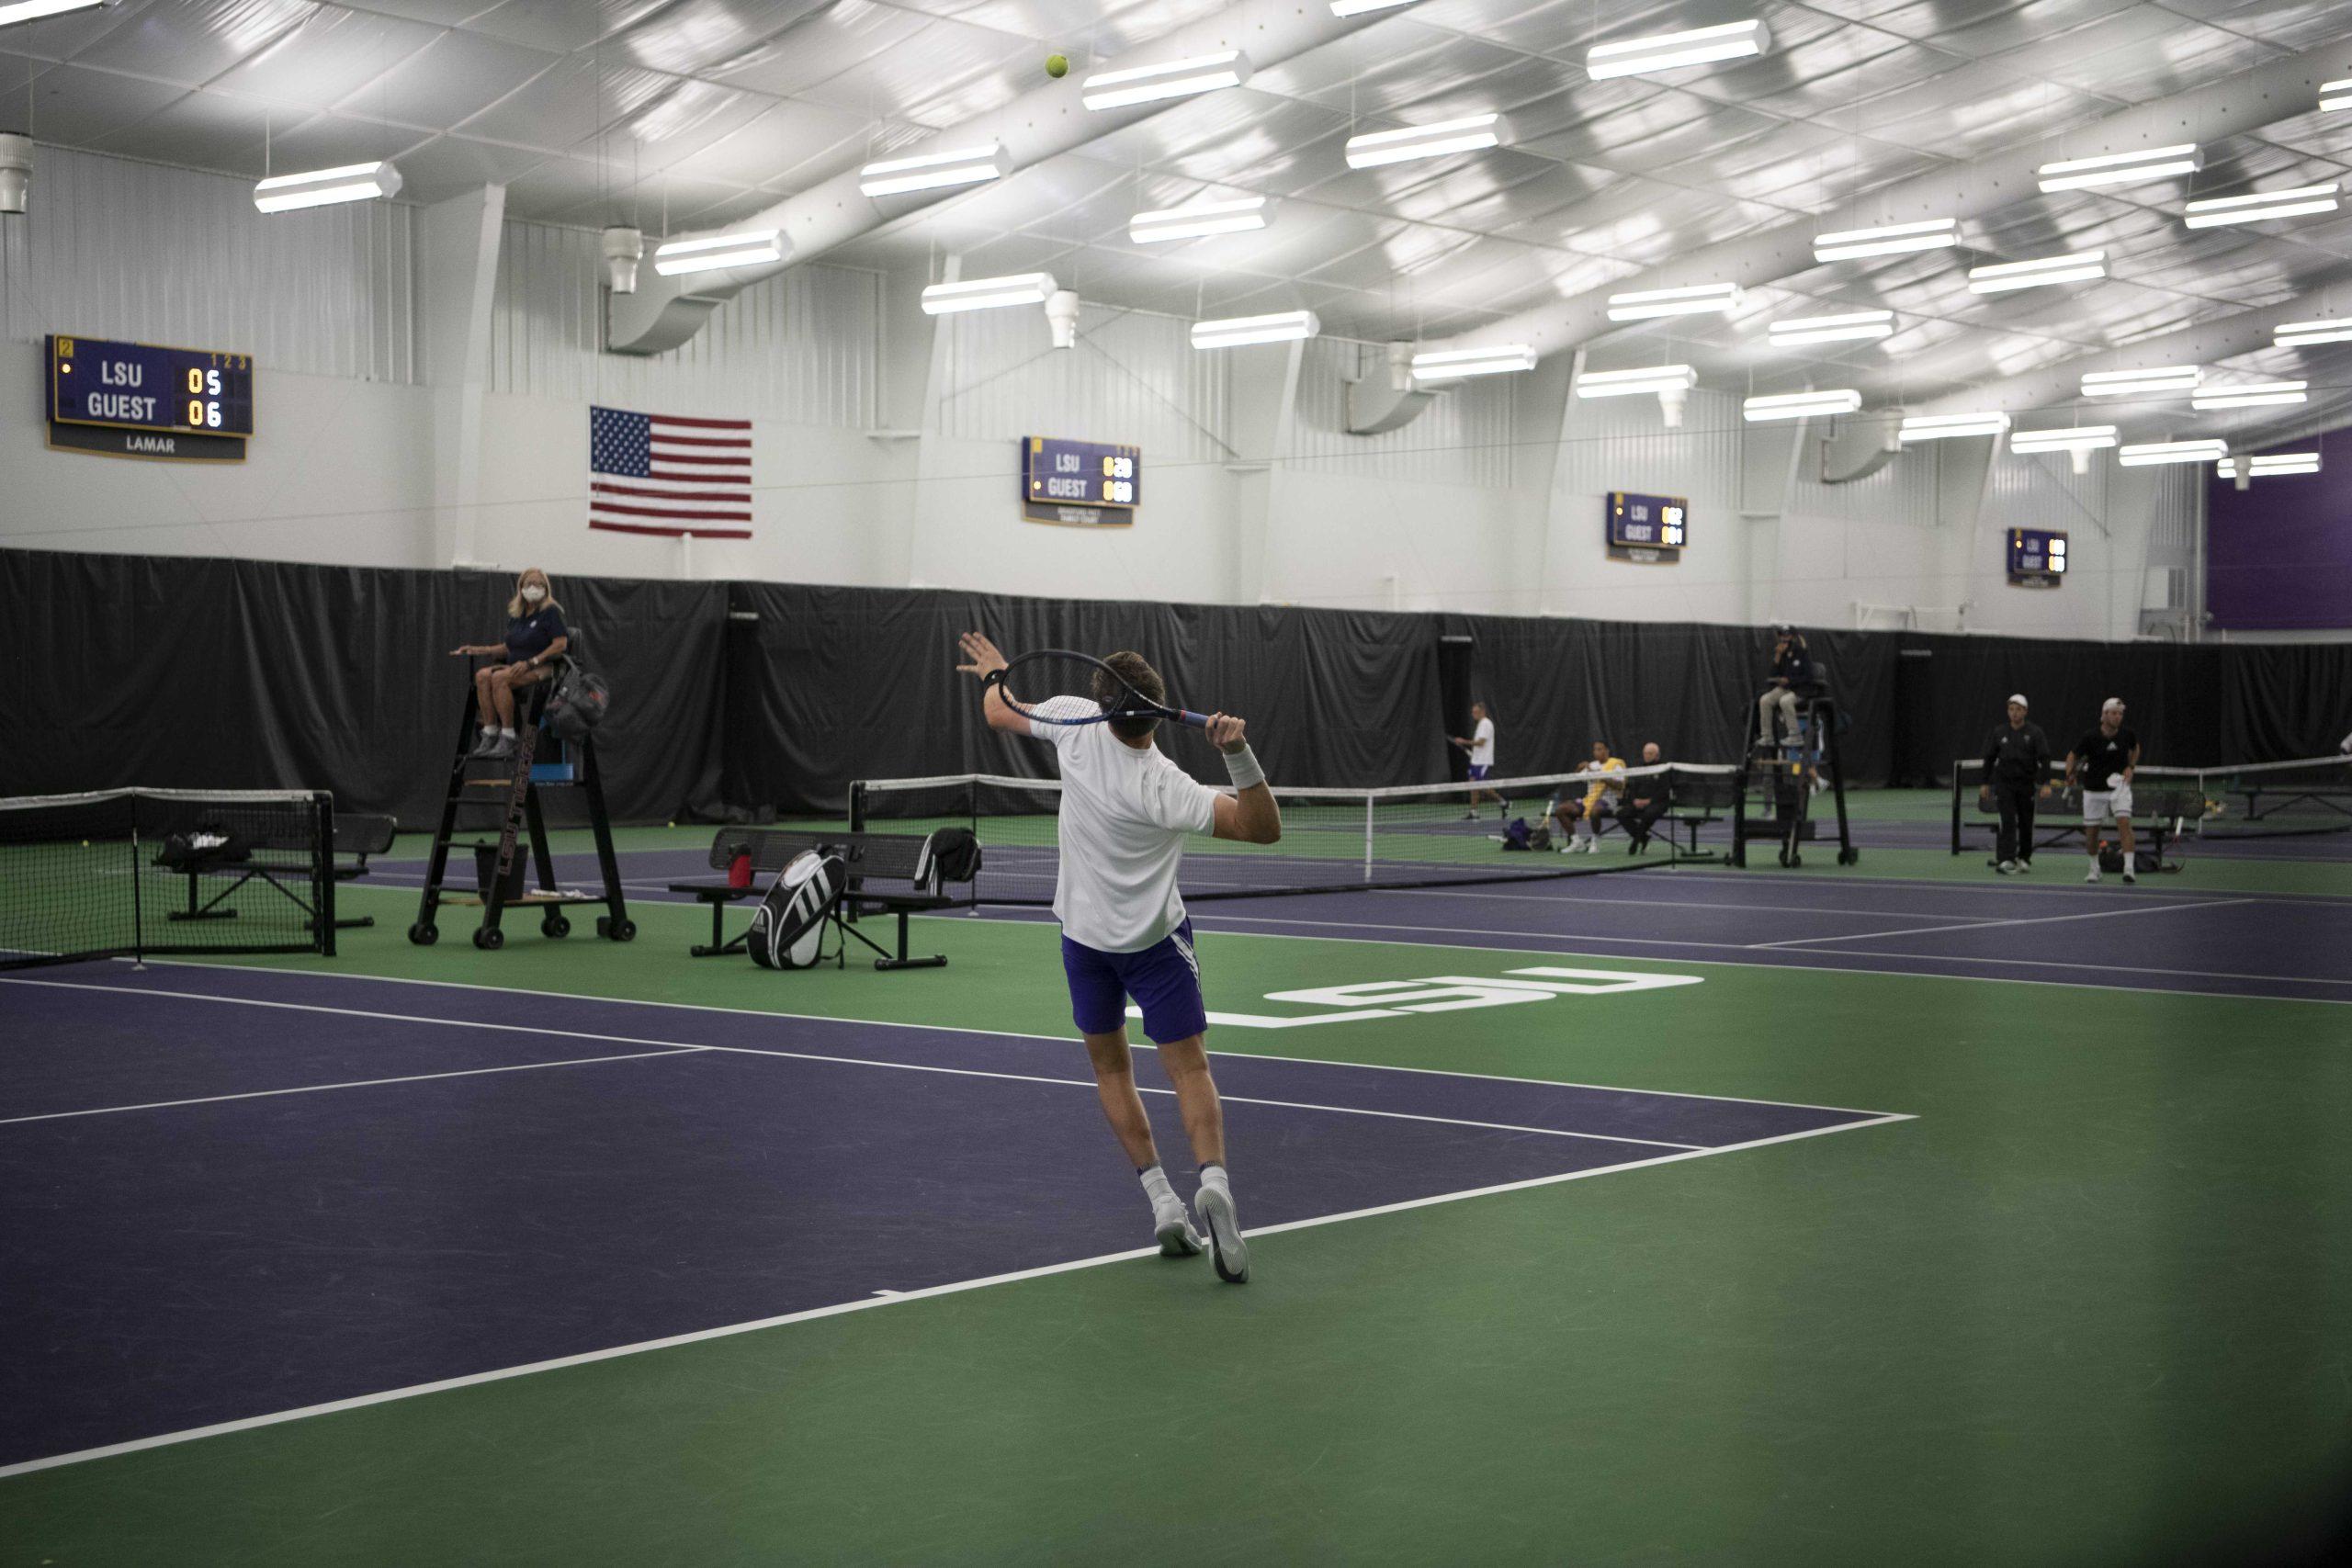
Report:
1380,886,1997,921
0,1048,709,1127
0,977,1699,1151
74,957,1902,1117
1747,897,2256,949
0,1111,1907,1482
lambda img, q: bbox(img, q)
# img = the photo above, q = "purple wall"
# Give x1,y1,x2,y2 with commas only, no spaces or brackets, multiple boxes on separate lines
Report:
2206,426,2352,629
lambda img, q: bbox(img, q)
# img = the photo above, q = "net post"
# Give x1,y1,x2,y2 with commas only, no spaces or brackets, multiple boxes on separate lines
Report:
1363,795,1374,884
314,791,337,958
1950,762,1964,855
847,782,865,837
128,790,145,968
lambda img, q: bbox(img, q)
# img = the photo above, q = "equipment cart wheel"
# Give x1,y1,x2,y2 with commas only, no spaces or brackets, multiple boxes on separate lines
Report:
1838,846,1860,866
407,922,437,946
472,926,504,951
542,913,571,939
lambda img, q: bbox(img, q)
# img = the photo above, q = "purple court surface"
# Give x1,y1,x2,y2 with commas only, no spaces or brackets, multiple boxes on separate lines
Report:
0,964,1899,1471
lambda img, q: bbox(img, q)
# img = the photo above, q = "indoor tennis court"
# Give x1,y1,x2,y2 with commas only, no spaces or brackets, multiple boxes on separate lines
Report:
6,1,2352,1563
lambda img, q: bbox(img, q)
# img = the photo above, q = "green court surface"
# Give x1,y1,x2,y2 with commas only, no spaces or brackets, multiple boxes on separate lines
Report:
6,870,2351,1566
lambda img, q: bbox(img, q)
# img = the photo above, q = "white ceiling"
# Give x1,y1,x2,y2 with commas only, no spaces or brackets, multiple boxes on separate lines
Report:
6,0,2351,432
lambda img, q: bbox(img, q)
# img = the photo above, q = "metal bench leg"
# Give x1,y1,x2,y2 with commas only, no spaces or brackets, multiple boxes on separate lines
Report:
690,898,746,958
872,908,946,972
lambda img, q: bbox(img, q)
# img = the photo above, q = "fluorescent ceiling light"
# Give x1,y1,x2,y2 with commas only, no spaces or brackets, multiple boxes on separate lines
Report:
1767,310,1894,345
1813,218,1960,264
1588,19,1771,80
2036,143,2203,193
1344,113,1502,170
650,229,786,276
2222,452,2322,478
858,143,1004,197
1899,412,2011,442
1575,364,1696,399
252,160,401,213
1744,389,1861,423
2190,379,2308,411
1191,310,1319,349
1129,195,1269,243
1081,51,1249,110
2274,318,2352,348
920,272,1057,314
1606,282,1741,321
1967,250,2108,294
1413,344,1537,380
2118,438,2227,467
2320,80,2352,114
2183,183,2341,229
2009,425,2118,455
0,1,109,23
1329,0,1421,15
2080,365,2200,398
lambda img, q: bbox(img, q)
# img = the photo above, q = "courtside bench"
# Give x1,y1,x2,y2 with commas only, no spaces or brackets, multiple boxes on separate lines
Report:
1951,779,2197,860
158,809,398,933
668,828,971,970
1561,769,1731,856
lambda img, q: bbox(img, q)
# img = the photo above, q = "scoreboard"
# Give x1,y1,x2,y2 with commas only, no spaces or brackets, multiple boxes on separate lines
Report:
1607,491,1688,562
1022,435,1140,526
2007,527,2066,587
46,334,253,462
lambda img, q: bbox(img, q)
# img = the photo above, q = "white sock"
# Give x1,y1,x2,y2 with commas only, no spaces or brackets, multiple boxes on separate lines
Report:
499,727,515,739
480,725,497,738
1139,1165,1176,1210
1199,1162,1231,1196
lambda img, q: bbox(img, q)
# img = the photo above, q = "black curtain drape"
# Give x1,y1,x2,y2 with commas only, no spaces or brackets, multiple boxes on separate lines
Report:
6,548,2343,823
1,551,727,827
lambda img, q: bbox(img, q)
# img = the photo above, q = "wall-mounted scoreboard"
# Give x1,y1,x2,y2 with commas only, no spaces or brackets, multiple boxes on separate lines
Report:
46,333,253,462
1022,435,1140,526
1607,491,1688,563
2007,527,2066,587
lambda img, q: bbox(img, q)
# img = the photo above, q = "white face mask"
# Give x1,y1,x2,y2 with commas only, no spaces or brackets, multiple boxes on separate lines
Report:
522,584,546,604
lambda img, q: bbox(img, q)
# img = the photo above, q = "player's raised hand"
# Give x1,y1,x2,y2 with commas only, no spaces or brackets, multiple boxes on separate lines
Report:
1206,713,1248,752
956,631,1008,680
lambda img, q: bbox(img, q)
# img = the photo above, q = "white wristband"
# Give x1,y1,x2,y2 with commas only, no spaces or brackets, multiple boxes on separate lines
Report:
1222,743,1265,791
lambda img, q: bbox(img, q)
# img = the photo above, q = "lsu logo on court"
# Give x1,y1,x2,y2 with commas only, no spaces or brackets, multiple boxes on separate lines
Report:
1127,965,1701,1031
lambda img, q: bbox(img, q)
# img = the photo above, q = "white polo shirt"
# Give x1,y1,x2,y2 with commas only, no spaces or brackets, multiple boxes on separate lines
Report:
1029,695,1221,953
1469,717,1495,768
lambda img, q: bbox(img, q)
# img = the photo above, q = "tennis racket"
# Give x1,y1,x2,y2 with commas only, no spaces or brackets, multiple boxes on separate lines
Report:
988,649,1210,729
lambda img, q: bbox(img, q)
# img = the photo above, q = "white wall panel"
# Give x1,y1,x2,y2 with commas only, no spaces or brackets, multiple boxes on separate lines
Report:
1984,447,2111,537
1289,340,1517,491
1785,429,1941,525
1551,387,1740,511
0,145,413,383
935,302,1229,466
489,220,880,426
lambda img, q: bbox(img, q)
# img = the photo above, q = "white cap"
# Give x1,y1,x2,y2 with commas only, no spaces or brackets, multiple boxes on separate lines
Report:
2007,694,2029,708
2101,696,2125,714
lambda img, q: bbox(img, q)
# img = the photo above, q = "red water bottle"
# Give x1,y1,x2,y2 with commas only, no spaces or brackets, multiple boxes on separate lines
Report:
728,851,752,889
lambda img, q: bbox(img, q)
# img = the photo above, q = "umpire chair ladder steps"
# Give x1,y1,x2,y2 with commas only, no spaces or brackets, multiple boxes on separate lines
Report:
1733,694,1859,869
407,659,634,952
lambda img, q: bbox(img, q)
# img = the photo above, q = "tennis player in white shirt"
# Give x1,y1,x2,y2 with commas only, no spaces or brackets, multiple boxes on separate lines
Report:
1450,702,1499,819
956,632,1281,1284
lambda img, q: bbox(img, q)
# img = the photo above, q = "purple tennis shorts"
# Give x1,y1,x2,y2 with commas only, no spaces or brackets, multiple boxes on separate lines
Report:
1061,919,1208,1044
1467,764,1492,782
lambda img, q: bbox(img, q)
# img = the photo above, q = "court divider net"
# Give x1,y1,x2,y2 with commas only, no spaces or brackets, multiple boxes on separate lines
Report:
0,788,334,970
849,764,1733,905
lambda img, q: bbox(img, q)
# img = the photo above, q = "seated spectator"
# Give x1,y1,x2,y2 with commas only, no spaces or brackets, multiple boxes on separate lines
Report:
1622,741,1669,852
1551,740,1626,855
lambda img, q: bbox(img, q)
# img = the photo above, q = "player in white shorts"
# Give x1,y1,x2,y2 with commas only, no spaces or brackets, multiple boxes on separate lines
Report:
2065,697,2142,885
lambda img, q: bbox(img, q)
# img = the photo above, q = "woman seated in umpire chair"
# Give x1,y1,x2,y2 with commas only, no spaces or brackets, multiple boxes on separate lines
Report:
449,567,568,759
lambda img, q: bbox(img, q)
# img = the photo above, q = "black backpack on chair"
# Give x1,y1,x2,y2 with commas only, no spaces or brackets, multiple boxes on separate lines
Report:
748,849,847,969
543,664,611,742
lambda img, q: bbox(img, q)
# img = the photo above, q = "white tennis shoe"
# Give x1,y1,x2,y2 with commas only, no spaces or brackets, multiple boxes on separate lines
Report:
1195,1183,1250,1284
2084,864,2102,883
1153,1197,1204,1258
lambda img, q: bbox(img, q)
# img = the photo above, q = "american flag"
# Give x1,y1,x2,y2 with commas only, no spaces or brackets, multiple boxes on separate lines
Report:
589,405,753,538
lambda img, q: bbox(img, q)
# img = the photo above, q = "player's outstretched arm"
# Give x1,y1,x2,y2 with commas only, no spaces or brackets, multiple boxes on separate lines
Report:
956,631,1026,734
1207,714,1281,844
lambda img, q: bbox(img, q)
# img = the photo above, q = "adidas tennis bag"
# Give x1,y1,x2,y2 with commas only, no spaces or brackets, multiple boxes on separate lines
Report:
747,849,846,970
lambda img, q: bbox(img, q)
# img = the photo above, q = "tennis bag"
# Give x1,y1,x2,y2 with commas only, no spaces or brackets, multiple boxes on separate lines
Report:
543,665,611,742
1498,818,1532,852
157,824,252,870
748,848,846,970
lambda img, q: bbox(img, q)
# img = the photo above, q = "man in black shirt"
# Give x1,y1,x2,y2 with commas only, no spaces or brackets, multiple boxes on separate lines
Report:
1623,741,1670,852
1979,694,2052,874
2065,697,2142,885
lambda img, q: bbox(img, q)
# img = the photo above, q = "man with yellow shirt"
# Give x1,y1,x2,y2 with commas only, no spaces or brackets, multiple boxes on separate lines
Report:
1551,740,1627,855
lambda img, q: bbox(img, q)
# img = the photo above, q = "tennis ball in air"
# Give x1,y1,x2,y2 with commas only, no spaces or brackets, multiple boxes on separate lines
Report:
1046,53,1069,78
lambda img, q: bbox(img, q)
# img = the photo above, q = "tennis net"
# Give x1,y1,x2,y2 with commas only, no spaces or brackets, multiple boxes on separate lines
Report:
1951,753,2352,848
848,764,1733,905
0,788,336,970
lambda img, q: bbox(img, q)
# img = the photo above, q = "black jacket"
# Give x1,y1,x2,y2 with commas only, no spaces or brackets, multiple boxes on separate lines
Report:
1982,721,2052,787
